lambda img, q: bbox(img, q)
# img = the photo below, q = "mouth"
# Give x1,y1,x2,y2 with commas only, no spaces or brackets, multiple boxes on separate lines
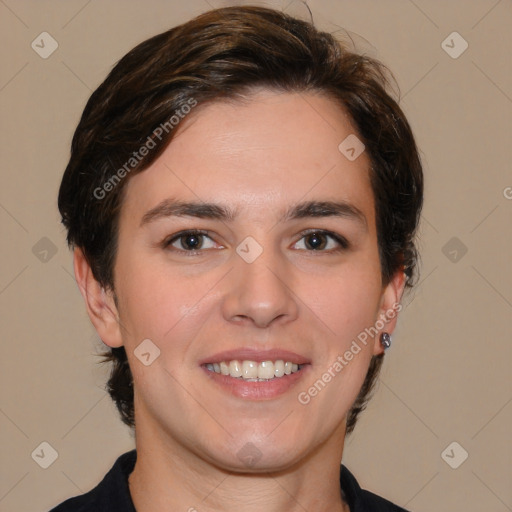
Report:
199,349,311,400
202,359,305,381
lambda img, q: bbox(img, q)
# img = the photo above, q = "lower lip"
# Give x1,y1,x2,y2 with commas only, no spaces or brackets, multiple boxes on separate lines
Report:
201,365,310,400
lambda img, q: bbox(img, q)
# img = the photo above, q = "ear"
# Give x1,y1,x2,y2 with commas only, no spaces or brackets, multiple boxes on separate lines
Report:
372,268,406,356
73,247,123,348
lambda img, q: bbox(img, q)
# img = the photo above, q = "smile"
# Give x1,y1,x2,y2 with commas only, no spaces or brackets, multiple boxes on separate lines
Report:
203,360,303,381
201,359,310,400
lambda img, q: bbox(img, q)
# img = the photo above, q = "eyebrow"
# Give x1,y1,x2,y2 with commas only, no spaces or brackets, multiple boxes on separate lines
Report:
140,198,367,230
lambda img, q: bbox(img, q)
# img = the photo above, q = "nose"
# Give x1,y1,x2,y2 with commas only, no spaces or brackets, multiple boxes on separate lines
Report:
221,245,299,329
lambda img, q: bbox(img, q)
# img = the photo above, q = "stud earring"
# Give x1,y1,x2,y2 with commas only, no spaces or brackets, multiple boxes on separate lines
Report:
380,332,391,349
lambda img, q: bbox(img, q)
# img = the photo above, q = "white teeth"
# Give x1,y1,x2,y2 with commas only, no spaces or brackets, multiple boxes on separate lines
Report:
242,360,258,379
219,361,230,375
257,361,275,379
229,360,242,377
274,360,285,377
205,359,304,380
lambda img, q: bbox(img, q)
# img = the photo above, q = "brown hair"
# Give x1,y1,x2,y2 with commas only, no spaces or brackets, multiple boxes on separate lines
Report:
58,5,423,434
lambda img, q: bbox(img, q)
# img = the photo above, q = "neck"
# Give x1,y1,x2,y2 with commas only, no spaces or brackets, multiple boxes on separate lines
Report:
128,417,350,512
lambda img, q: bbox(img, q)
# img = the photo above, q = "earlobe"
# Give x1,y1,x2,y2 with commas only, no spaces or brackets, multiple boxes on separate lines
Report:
372,269,406,355
73,247,124,348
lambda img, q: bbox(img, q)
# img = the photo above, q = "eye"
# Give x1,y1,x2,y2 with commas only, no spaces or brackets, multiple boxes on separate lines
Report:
293,230,349,252
164,230,220,253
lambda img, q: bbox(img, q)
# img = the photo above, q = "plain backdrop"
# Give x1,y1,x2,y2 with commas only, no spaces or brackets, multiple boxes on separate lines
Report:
0,1,511,511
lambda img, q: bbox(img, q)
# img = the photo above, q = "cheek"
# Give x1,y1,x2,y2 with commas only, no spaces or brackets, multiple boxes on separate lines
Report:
302,260,383,346
115,252,222,355
296,263,381,423
114,254,188,341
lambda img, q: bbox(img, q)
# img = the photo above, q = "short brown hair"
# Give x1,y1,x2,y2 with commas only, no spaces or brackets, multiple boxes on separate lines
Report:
58,6,423,435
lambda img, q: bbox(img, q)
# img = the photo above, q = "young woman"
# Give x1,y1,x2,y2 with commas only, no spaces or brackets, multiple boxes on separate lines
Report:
53,6,423,511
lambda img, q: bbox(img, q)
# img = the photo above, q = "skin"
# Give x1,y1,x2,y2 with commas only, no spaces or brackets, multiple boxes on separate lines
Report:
74,89,404,512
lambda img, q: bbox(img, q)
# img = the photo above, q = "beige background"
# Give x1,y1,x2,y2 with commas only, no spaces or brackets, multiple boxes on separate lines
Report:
1,0,511,511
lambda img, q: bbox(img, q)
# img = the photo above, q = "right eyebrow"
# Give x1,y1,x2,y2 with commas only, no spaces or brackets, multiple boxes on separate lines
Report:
140,199,237,227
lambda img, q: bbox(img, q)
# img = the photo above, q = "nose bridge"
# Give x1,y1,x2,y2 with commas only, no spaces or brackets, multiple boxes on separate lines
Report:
221,238,298,327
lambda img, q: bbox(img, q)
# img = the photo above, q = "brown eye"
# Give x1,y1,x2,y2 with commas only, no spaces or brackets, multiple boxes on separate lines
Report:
304,232,327,250
293,230,349,252
164,230,218,252
176,233,203,250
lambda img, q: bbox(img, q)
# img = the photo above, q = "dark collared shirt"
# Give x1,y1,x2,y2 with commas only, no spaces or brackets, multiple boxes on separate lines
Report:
49,450,409,511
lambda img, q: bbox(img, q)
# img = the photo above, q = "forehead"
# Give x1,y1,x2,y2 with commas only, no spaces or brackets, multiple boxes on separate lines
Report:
120,89,374,225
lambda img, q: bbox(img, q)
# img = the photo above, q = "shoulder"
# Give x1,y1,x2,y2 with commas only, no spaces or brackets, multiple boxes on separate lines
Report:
340,465,410,512
49,494,95,512
48,451,137,512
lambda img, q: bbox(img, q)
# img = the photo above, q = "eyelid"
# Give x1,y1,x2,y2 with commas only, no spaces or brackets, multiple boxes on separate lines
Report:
293,229,350,251
162,229,221,254
161,228,350,255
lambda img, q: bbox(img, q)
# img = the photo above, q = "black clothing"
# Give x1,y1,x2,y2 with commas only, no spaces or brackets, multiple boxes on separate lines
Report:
49,450,409,511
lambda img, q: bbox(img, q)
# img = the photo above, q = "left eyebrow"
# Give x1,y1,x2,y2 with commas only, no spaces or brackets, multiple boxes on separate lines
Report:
140,198,367,230
281,200,368,230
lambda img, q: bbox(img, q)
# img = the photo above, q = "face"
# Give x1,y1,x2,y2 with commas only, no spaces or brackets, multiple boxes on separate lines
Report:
92,89,403,471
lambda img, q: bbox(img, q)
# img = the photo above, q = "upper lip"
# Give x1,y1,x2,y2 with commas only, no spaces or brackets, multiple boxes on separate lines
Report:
199,348,311,365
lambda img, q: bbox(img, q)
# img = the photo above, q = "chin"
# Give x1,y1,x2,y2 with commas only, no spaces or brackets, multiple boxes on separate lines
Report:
202,434,306,474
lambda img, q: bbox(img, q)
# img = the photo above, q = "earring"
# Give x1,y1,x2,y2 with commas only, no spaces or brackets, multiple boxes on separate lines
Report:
380,332,391,349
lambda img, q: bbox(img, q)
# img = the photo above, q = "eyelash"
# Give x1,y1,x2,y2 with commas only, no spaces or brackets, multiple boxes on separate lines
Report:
162,229,350,256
